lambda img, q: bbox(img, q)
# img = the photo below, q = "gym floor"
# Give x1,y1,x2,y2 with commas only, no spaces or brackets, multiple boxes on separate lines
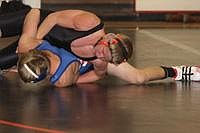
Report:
0,21,200,133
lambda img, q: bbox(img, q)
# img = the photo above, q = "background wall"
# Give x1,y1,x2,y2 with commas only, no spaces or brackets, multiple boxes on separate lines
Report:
41,0,135,20
1,0,199,22
42,0,133,4
22,0,41,8
136,0,200,12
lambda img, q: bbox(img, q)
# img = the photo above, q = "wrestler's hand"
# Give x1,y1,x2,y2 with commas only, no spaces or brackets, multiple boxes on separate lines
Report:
92,58,108,78
94,44,112,62
26,38,43,47
18,35,43,53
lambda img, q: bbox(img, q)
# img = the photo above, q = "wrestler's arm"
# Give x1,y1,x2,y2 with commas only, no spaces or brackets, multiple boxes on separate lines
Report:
107,62,166,84
77,70,102,83
18,8,42,53
54,62,80,88
36,10,100,39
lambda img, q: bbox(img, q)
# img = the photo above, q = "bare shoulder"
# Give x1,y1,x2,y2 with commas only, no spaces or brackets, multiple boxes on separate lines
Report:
73,10,100,30
52,9,91,16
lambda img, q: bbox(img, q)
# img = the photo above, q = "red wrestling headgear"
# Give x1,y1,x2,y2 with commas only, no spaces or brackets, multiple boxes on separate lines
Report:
98,33,133,64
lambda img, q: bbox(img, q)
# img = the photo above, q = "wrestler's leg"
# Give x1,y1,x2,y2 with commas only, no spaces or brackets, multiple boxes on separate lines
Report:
0,40,18,70
107,62,200,84
0,1,31,37
107,62,166,84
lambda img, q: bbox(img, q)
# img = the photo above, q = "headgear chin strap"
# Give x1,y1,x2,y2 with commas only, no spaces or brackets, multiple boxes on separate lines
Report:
24,63,48,83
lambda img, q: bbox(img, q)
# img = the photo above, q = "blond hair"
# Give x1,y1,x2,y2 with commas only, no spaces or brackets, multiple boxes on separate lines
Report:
17,49,50,83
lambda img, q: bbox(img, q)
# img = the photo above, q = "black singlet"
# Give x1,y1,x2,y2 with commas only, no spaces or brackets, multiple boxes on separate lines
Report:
40,9,104,61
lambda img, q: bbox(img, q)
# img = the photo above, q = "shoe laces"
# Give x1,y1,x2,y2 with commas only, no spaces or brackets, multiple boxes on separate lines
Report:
181,66,194,81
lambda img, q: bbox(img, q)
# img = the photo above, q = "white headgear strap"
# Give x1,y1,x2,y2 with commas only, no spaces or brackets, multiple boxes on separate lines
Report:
24,64,39,79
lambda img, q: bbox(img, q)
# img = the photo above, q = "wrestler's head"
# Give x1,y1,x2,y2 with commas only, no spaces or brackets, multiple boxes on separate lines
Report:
17,49,50,83
96,33,133,65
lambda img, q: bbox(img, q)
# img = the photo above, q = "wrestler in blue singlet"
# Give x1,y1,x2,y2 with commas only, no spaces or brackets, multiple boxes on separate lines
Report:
36,40,94,84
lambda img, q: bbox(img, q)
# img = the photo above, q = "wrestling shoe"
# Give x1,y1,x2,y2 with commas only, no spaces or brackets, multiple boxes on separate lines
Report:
172,65,200,81
0,0,30,14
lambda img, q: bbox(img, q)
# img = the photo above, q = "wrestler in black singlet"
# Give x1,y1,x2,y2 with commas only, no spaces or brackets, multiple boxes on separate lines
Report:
40,9,104,61
0,3,104,70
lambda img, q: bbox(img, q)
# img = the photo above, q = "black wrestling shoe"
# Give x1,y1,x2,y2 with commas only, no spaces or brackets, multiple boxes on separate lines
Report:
0,0,30,14
0,1,8,13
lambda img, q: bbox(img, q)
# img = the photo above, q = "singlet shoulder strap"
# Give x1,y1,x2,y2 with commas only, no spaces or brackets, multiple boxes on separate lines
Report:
85,22,104,35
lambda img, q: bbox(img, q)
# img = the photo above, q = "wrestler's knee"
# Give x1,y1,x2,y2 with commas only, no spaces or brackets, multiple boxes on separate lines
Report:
132,71,147,85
